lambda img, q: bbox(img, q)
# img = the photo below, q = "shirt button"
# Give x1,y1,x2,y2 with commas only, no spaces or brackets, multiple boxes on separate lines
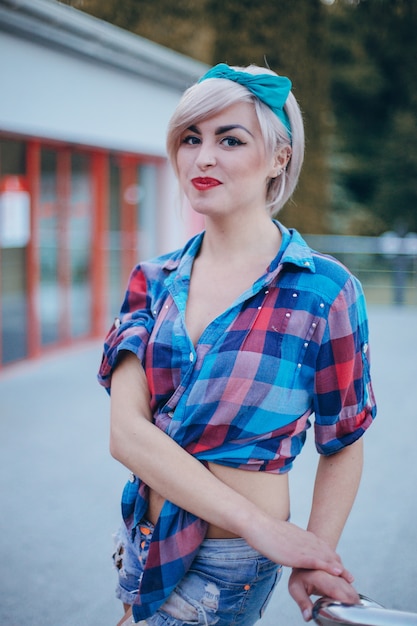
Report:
320,302,325,308
297,363,302,369
285,312,291,318
114,317,121,328
304,261,310,267
292,293,298,298
304,342,308,348
312,322,317,328
189,352,194,362
129,473,135,483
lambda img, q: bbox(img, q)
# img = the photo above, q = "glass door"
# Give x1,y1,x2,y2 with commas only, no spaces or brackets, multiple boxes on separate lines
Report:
69,153,92,338
39,148,94,345
39,148,60,346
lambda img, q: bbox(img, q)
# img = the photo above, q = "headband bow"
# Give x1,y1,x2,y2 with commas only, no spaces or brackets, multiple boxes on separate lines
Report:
198,63,292,138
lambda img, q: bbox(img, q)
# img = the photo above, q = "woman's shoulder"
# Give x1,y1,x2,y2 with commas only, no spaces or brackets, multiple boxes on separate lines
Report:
279,226,364,306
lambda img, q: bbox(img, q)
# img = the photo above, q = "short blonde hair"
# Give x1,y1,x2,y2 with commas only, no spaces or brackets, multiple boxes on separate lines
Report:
166,65,305,215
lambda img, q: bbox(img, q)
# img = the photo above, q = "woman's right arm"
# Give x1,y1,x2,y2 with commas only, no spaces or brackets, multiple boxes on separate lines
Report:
109,352,349,578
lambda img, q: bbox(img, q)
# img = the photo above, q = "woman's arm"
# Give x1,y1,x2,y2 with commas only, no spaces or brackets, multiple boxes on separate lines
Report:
110,352,350,576
288,439,364,620
308,438,363,548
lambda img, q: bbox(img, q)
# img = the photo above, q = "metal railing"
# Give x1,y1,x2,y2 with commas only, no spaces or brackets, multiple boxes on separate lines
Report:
304,233,417,307
313,595,417,625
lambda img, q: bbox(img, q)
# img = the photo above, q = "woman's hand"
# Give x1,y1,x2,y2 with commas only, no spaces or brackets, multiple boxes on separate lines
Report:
288,567,360,622
285,440,363,620
243,515,349,577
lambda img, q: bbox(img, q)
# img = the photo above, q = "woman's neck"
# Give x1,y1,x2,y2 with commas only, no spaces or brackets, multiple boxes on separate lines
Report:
200,213,281,266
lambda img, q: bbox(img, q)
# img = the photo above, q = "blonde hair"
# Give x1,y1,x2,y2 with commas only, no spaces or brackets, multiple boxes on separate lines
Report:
166,65,305,215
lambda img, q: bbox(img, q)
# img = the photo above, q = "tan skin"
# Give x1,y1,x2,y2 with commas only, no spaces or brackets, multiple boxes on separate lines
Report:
111,102,361,624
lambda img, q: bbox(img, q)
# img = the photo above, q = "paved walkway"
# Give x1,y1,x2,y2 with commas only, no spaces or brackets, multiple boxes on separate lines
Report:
1,306,416,625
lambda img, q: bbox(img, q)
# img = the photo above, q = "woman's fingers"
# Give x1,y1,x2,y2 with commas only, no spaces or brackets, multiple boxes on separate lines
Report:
288,568,361,622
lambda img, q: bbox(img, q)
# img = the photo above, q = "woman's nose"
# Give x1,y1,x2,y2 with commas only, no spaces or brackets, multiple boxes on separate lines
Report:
195,143,216,169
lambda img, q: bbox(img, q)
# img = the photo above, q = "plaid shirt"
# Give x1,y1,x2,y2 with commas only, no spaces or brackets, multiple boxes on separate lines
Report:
98,221,376,620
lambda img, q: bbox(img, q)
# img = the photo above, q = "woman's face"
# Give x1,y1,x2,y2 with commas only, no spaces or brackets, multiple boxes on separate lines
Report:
176,102,280,220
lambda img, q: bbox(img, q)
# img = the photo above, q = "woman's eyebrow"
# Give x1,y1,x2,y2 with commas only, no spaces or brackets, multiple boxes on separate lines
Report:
215,124,254,137
185,123,254,137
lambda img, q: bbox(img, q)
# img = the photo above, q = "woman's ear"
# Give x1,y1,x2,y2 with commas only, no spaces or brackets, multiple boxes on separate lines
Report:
269,145,292,178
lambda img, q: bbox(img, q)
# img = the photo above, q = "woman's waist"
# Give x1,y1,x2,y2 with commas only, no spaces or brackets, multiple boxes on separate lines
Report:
148,463,290,538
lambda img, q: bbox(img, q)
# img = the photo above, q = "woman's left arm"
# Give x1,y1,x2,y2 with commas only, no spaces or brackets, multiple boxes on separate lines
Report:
289,438,364,620
308,437,363,548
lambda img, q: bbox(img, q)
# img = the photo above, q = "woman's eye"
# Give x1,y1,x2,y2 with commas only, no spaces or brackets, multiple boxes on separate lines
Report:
221,136,244,147
182,135,201,145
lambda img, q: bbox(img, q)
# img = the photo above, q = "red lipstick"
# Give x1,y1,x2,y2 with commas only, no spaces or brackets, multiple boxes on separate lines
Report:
191,177,222,191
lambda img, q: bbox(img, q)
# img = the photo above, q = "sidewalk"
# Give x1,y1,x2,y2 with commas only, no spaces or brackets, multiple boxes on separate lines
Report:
0,340,125,626
1,306,416,625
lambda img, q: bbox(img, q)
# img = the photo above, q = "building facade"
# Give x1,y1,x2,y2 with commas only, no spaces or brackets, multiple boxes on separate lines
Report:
0,0,206,368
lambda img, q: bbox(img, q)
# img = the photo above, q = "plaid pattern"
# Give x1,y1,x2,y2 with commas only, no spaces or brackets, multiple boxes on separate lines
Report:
98,222,376,620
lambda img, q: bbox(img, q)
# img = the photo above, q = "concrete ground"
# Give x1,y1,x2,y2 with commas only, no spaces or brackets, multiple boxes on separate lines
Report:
1,305,416,625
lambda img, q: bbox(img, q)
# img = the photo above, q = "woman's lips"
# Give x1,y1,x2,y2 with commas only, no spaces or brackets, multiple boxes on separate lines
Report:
191,177,222,191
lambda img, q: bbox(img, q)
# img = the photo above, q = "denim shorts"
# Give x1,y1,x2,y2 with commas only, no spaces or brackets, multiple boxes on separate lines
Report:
113,521,282,626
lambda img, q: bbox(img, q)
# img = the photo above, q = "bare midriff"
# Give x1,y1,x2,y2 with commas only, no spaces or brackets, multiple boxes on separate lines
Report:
147,462,290,539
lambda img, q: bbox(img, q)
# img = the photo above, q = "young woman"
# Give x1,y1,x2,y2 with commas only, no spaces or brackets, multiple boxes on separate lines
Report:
98,63,376,625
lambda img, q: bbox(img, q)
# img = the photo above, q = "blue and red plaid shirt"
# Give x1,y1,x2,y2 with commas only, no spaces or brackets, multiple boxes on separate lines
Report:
98,221,376,621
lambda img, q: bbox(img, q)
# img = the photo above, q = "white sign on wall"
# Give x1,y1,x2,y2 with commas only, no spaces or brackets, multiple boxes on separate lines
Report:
0,188,31,248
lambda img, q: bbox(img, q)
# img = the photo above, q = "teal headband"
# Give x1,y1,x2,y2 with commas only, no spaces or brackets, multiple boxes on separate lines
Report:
198,63,292,138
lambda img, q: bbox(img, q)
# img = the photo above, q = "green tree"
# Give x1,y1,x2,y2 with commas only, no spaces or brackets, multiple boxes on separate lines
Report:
375,110,417,232
61,0,214,62
327,0,417,234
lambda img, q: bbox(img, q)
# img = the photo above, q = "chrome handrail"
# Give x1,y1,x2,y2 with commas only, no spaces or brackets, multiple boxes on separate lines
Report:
312,595,417,625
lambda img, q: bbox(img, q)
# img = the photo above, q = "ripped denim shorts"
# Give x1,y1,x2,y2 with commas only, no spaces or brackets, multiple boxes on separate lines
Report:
113,520,282,626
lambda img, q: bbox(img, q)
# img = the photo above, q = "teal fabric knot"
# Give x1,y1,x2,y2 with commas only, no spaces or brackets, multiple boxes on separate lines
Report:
198,63,292,138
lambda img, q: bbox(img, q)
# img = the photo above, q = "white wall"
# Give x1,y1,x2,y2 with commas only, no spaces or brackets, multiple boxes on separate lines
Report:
0,31,183,156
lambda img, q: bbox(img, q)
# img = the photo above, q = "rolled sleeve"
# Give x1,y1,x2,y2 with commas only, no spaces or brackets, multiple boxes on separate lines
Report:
313,275,377,455
97,266,155,393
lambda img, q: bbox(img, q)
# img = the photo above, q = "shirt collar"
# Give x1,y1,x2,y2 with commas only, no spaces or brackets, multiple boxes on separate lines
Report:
275,221,316,273
162,231,204,279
